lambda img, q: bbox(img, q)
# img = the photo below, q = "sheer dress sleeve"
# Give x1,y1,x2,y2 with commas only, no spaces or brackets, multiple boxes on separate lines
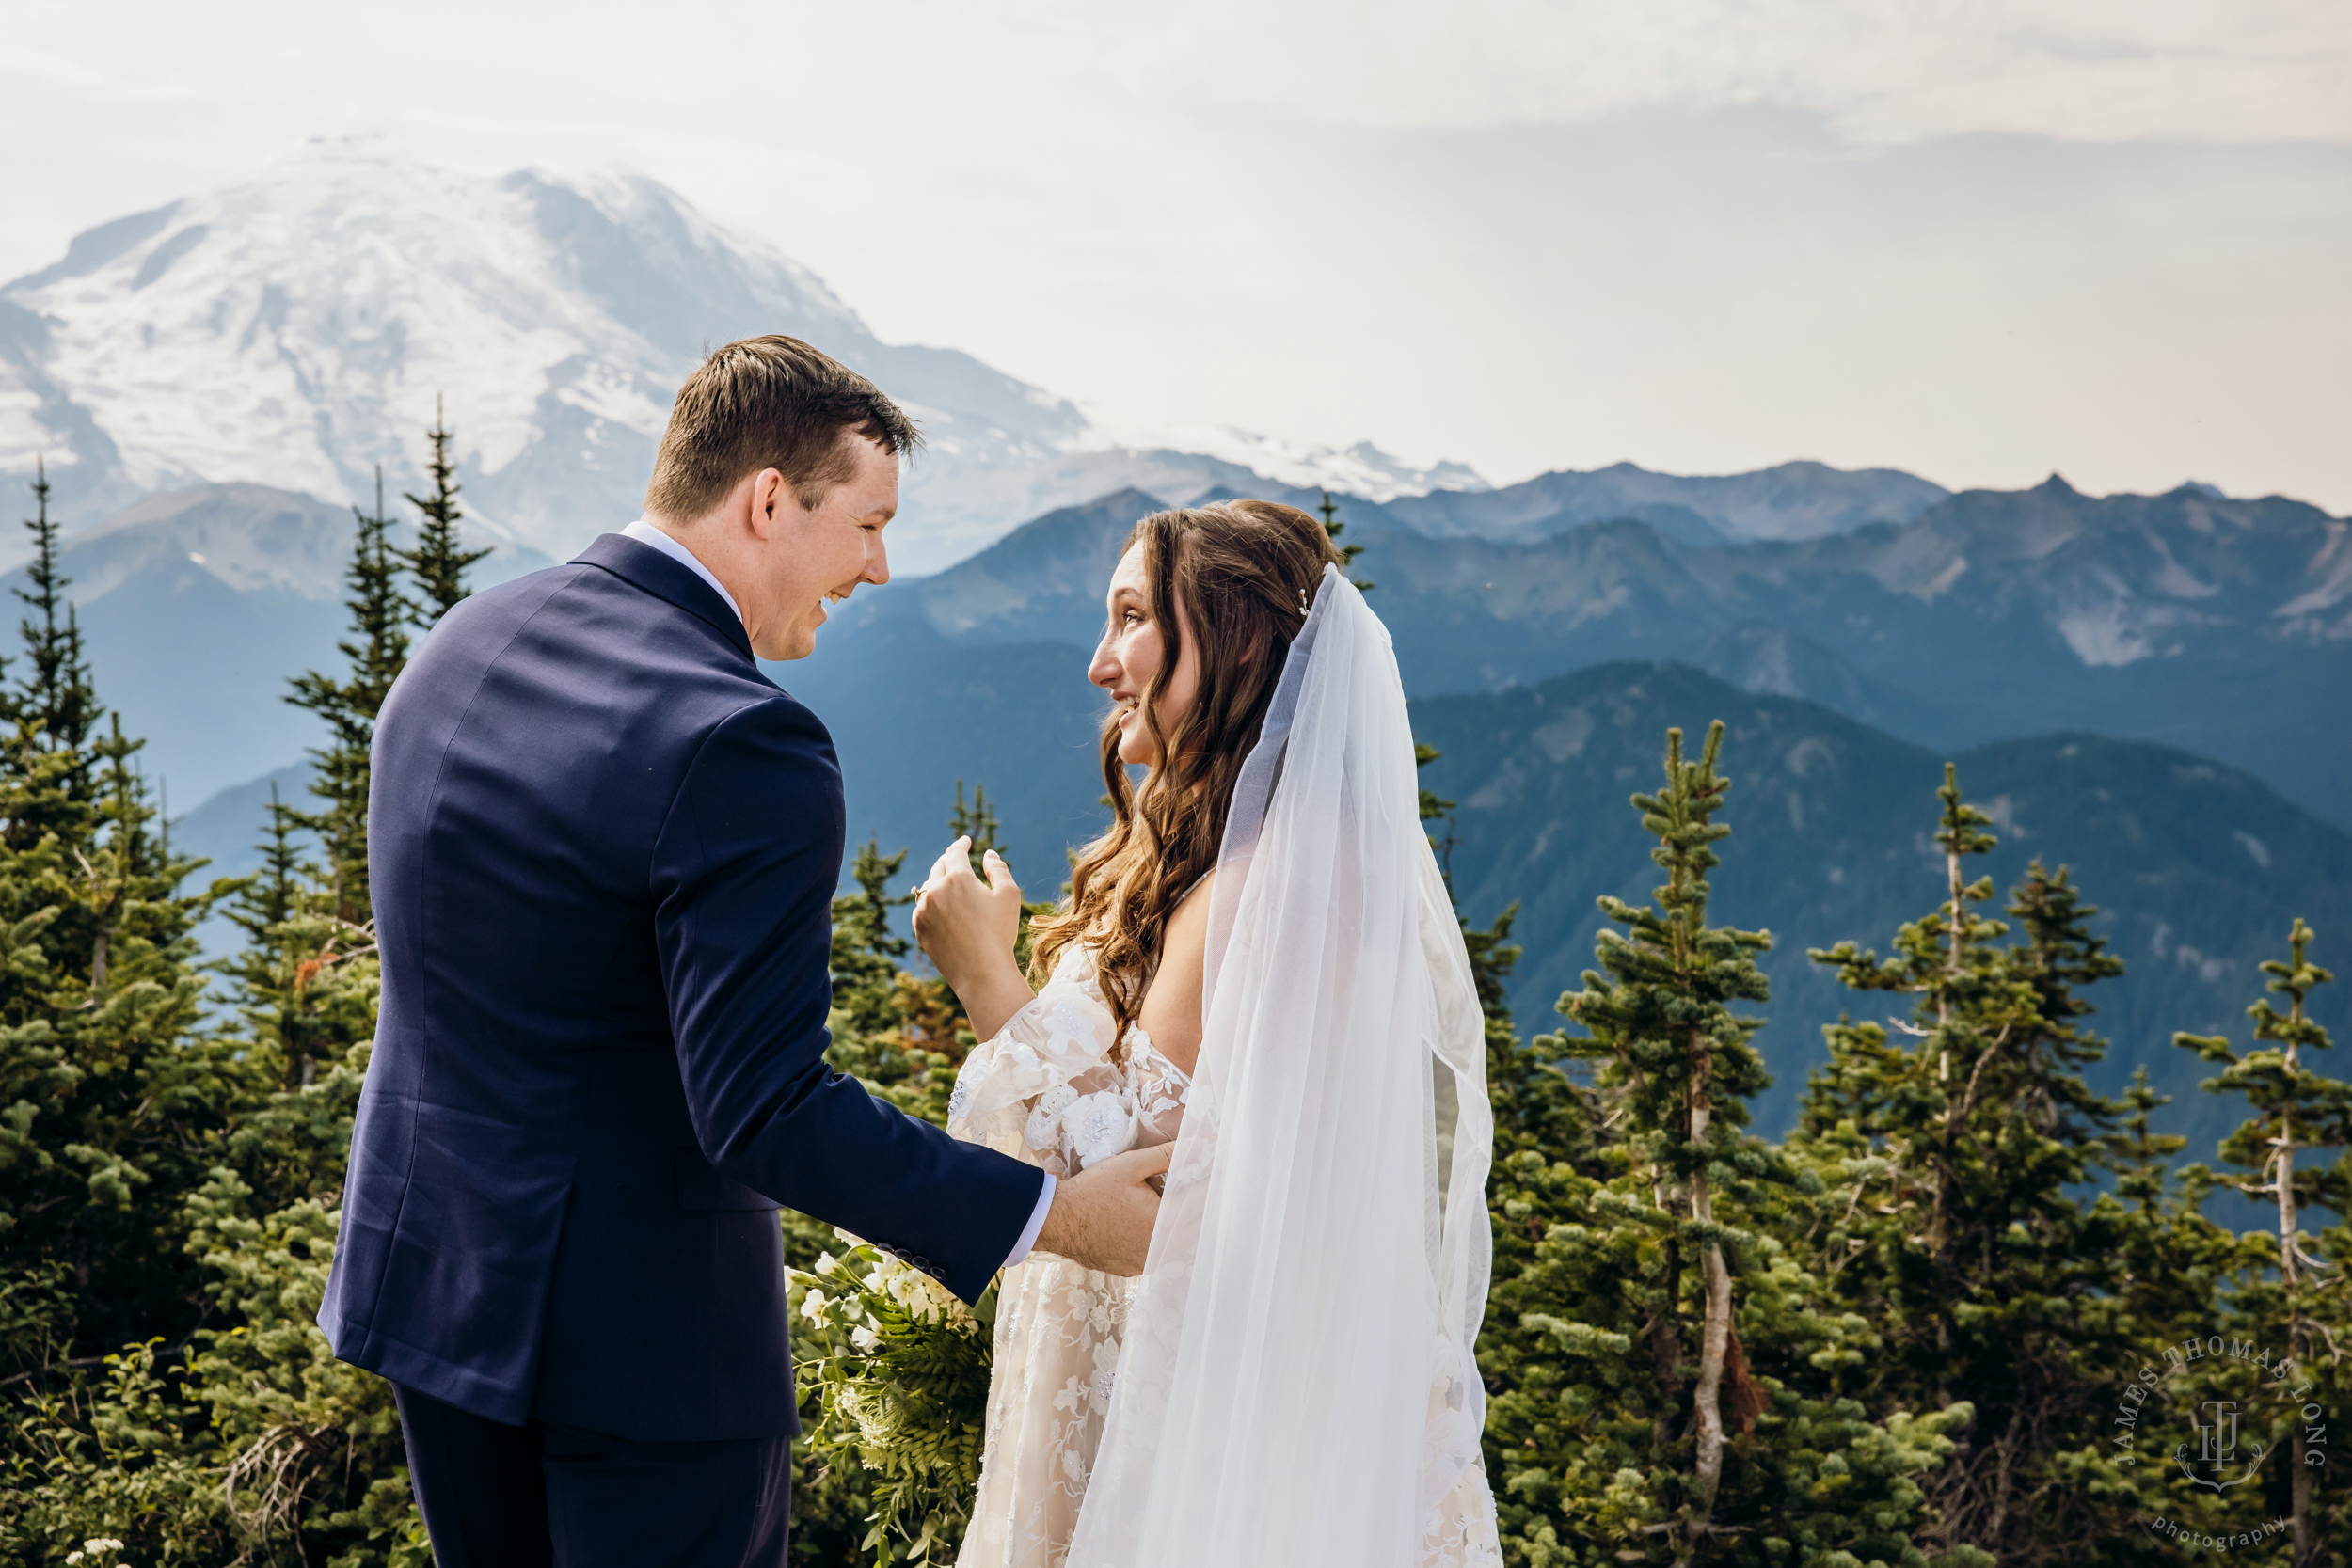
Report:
947,945,1184,1174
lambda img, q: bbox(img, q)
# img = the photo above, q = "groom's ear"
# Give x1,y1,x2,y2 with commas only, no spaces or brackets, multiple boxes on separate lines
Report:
745,468,791,537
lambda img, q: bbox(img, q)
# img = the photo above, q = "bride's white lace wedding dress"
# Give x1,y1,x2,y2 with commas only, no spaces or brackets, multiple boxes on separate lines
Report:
946,943,1193,1567
949,565,1501,1568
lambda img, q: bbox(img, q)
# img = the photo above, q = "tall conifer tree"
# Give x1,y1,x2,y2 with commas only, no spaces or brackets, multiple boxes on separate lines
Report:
15,455,100,756
2176,920,2349,1565
1485,722,1968,1564
1559,722,1772,1539
0,467,231,1366
1317,488,1374,591
1795,773,2148,1559
400,396,490,625
287,469,411,925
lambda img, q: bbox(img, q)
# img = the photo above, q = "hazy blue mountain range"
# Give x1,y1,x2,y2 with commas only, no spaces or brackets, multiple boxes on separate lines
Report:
19,450,1964,808
1408,663,2351,1152
167,646,2347,1156
785,641,2349,1151
127,469,2348,1158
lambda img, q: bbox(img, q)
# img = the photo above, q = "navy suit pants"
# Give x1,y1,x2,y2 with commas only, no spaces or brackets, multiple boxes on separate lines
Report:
394,1385,790,1568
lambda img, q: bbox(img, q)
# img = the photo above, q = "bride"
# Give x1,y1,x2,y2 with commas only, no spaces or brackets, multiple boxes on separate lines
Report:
913,499,1500,1568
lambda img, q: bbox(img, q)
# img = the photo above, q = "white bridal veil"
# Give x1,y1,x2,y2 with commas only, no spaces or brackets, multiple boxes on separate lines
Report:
1066,565,1499,1567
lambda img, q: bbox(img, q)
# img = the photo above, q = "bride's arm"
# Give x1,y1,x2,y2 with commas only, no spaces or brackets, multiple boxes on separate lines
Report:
912,834,1035,1039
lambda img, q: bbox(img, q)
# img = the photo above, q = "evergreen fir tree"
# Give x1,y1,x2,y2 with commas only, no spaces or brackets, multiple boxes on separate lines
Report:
13,455,103,761
286,469,412,926
2103,1068,2239,1336
832,838,916,1044
5,465,419,1567
0,471,240,1372
1418,740,1458,855
786,819,995,1562
5,457,106,880
1795,772,2151,1560
399,396,490,625
223,784,308,947
1468,895,1615,1562
1485,722,1970,1565
2176,920,2349,1566
1556,721,1773,1543
214,784,373,1094
1317,489,1375,592
946,778,1057,974
949,779,1001,878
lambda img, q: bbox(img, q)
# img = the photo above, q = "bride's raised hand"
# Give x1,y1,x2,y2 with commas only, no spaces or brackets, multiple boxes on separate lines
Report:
912,836,1035,1038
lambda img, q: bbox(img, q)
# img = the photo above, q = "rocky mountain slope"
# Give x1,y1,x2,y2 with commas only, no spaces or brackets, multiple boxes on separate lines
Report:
1380,459,1950,546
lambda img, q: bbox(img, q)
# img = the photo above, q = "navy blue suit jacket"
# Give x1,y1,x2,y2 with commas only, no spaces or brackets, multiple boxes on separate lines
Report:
318,534,1044,1440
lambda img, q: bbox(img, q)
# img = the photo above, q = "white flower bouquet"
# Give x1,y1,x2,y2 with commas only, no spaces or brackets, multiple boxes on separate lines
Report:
791,1233,999,1564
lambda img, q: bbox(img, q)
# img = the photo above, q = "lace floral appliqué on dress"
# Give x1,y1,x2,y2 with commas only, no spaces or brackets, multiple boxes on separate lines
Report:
947,943,1187,1568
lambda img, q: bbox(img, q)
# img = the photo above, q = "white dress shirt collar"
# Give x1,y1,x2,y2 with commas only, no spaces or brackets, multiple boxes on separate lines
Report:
620,519,743,627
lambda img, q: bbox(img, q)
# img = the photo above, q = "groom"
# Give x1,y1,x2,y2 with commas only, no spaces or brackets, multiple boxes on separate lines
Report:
318,336,1167,1567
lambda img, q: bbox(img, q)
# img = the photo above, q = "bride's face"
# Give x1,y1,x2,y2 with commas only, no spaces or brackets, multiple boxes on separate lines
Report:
1091,543,1200,768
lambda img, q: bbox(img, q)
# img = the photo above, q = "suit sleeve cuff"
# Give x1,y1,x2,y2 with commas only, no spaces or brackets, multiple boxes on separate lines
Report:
1002,1171,1056,1269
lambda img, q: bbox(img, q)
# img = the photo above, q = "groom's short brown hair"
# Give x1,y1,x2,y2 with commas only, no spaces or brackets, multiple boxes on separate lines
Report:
643,335,920,520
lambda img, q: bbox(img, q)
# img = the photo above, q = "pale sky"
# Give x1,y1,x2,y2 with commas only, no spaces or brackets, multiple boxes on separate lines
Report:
7,0,2349,511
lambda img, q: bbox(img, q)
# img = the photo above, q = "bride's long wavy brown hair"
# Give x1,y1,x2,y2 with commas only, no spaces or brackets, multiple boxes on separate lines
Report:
1026,499,1343,1058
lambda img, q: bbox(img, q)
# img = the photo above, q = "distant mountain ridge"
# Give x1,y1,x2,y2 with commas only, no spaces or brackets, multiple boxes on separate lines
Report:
1380,459,1951,546
814,473,2350,831
765,480,2352,1151
8,484,550,806
27,453,2345,832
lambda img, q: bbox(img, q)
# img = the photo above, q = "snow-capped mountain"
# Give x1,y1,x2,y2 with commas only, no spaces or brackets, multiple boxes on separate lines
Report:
0,138,1483,573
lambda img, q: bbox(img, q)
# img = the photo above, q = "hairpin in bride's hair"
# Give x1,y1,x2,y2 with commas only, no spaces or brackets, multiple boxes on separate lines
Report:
1296,585,1311,617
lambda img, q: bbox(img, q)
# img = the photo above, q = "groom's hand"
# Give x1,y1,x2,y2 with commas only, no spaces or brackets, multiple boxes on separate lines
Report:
913,836,1034,1039
1035,1143,1173,1276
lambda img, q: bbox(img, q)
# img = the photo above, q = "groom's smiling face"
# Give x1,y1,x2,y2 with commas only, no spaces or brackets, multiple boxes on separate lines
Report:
678,432,897,661
758,434,898,660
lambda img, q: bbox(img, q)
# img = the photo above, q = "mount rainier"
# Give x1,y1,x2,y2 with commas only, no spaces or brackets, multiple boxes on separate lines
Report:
0,138,1484,573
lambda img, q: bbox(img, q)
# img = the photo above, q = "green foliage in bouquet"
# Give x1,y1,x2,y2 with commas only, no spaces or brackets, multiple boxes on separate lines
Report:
790,1240,998,1566
787,813,1022,1564
786,784,1066,1563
